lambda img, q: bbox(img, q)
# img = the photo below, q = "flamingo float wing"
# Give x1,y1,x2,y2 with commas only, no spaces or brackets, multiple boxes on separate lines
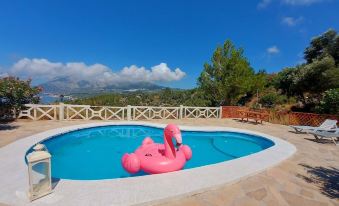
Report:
121,153,140,174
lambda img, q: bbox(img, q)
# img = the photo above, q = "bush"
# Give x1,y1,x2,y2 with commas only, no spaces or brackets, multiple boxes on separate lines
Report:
67,88,210,107
259,89,288,108
315,88,339,115
260,93,279,108
0,77,41,120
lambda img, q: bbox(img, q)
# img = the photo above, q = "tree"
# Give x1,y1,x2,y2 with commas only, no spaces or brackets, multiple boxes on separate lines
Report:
198,40,262,106
0,77,41,120
304,29,339,66
296,56,339,94
274,56,339,98
273,67,298,96
67,88,210,107
273,29,339,113
315,88,339,115
258,87,289,108
253,69,269,93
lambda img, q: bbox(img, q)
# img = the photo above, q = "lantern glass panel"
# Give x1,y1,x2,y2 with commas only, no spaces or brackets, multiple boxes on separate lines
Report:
31,161,50,194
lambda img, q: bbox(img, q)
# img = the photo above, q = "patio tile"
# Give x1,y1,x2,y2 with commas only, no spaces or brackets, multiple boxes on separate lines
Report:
246,187,267,201
300,188,315,199
230,196,262,206
157,196,207,206
280,191,328,206
1,118,338,206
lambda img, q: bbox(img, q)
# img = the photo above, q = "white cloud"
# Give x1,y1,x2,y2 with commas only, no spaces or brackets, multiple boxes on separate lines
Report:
281,16,304,26
6,58,186,85
257,0,326,8
0,73,9,78
257,0,272,9
282,0,325,5
0,66,8,78
119,63,185,82
267,46,280,54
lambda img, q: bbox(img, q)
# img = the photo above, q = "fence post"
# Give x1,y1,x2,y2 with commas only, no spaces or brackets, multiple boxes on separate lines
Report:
179,105,184,119
219,106,223,119
33,105,37,120
85,106,89,120
59,103,64,121
127,105,131,121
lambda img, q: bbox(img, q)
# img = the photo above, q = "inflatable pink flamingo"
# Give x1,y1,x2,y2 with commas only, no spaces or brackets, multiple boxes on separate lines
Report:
121,124,192,174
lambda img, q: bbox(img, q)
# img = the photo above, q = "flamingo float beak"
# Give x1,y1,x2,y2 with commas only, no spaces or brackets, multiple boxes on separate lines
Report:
173,133,182,147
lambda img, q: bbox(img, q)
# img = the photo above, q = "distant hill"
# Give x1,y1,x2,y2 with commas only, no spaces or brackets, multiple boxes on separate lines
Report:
39,76,165,94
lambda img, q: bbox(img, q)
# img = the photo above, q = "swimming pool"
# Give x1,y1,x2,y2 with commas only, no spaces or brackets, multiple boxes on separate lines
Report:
33,125,274,180
1,122,295,205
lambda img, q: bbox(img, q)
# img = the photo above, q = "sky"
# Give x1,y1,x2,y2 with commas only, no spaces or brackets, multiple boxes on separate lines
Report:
0,0,338,89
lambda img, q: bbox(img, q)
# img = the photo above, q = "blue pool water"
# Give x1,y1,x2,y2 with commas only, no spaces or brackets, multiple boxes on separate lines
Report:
31,125,274,180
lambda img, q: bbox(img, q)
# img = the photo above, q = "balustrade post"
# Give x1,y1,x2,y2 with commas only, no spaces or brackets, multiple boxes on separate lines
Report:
219,106,223,119
59,103,65,121
179,105,184,119
127,105,131,121
85,106,89,120
33,105,37,120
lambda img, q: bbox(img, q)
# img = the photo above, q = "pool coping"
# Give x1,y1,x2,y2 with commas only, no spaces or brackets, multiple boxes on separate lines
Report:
0,121,296,206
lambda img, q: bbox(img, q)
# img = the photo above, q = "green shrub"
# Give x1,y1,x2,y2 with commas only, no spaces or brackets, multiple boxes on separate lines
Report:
0,77,41,120
259,90,288,108
315,88,339,115
260,93,278,108
67,88,210,107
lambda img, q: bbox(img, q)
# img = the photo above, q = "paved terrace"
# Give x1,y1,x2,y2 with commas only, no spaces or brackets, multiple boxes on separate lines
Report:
0,119,338,206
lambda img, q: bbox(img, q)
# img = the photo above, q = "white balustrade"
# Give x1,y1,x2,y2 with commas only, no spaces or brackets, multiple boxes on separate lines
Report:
131,106,180,120
18,104,221,121
18,104,58,120
65,105,90,120
103,107,126,120
182,107,220,119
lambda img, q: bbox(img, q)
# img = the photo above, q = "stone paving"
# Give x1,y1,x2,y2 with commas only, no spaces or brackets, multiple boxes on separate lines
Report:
0,119,338,206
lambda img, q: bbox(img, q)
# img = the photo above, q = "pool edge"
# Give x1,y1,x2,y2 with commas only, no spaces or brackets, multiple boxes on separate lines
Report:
0,121,296,206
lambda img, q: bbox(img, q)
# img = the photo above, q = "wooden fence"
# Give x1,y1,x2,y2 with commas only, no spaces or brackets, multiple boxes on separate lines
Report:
288,112,339,126
221,106,246,118
222,106,339,126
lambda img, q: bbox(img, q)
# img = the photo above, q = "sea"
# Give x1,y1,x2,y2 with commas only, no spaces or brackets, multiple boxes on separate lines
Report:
39,94,72,104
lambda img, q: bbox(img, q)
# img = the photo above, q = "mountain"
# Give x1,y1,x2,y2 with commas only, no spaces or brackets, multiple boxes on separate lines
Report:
39,77,165,94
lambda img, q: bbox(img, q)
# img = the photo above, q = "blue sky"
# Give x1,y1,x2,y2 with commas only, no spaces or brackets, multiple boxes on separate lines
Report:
0,0,338,89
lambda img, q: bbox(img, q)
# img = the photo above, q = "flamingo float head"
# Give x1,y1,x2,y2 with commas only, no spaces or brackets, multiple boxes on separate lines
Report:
163,124,182,159
164,124,182,146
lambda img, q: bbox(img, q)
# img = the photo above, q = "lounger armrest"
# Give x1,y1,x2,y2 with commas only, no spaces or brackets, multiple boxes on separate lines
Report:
313,128,337,132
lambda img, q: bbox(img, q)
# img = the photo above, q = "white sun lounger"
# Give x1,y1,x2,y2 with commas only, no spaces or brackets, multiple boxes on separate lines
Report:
290,119,337,133
310,129,339,145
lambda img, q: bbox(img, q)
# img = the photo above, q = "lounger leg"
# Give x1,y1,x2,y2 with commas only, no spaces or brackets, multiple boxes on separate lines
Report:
331,137,338,145
313,134,320,140
294,128,301,133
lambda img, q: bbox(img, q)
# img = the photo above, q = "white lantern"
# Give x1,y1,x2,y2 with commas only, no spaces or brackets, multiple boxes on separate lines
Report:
27,144,52,201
